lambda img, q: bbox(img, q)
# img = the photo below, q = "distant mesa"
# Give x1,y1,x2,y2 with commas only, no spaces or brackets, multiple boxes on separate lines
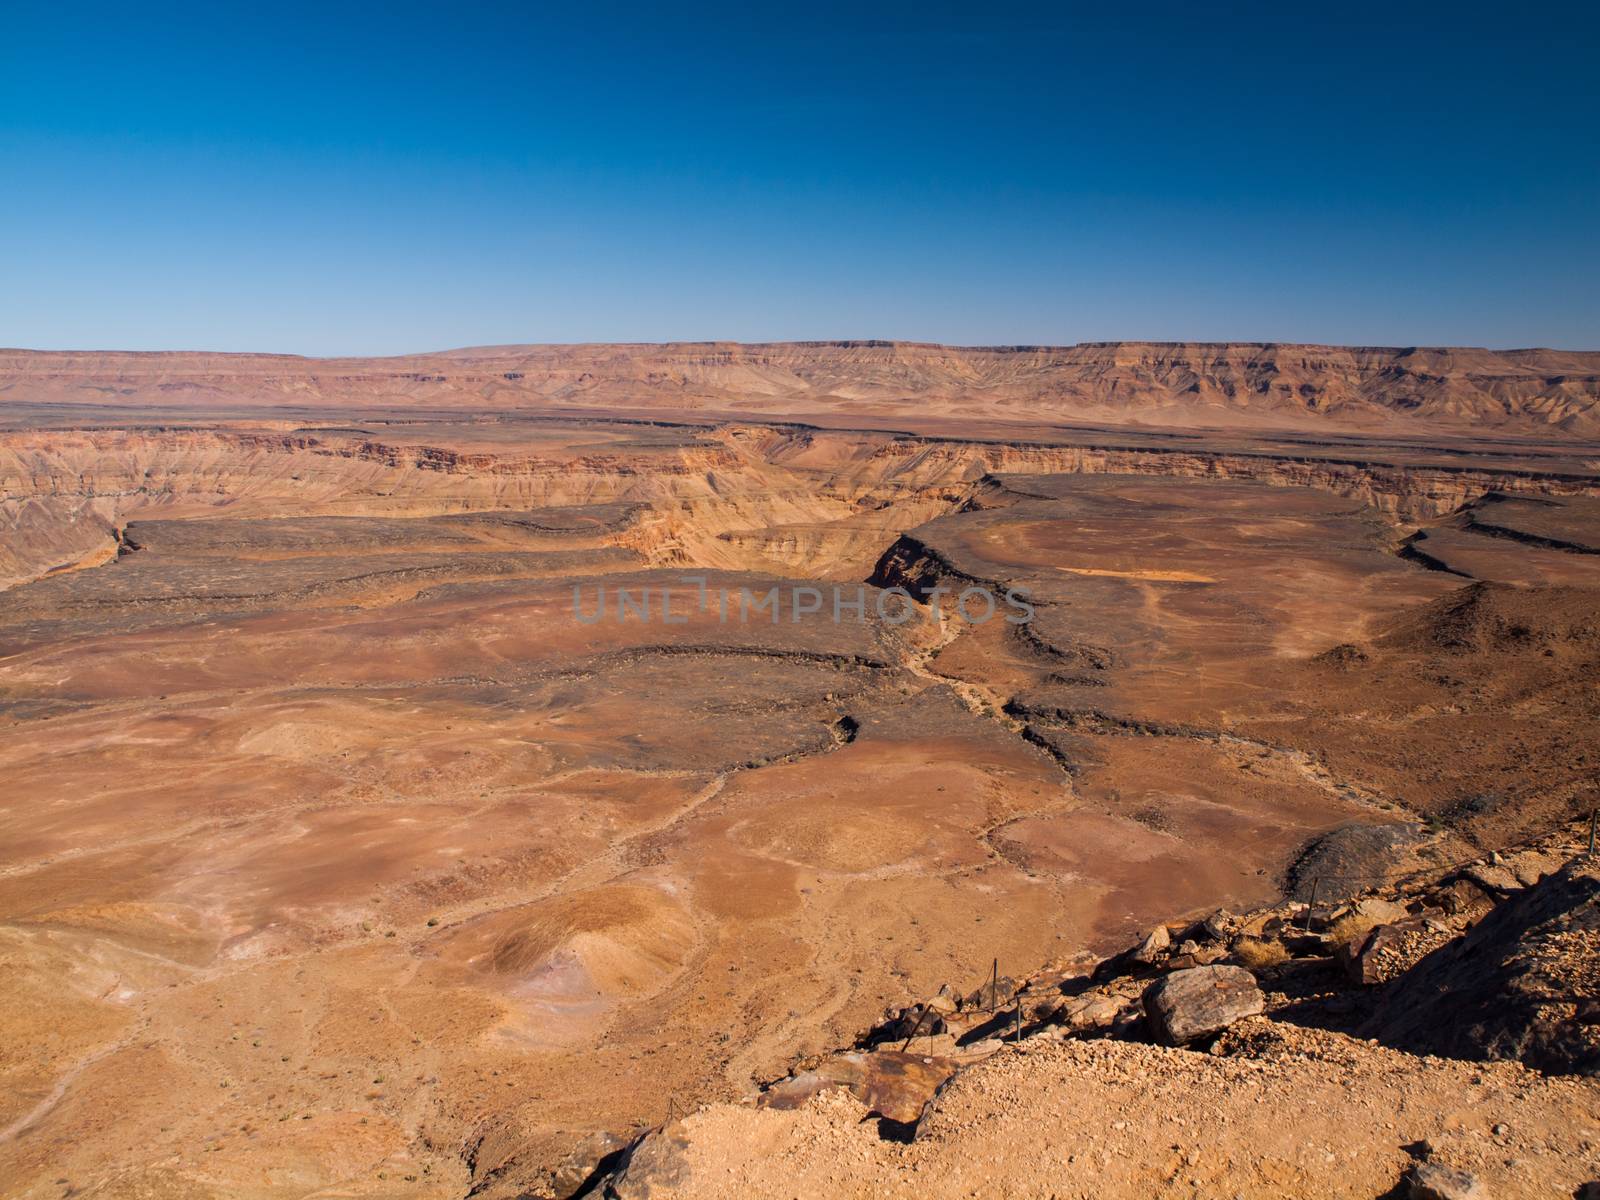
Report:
2,340,1597,436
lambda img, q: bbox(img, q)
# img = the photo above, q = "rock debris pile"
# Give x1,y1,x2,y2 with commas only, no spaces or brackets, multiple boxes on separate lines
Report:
568,824,1600,1200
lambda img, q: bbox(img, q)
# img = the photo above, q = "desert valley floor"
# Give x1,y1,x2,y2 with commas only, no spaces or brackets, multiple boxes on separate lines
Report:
1,343,1598,1198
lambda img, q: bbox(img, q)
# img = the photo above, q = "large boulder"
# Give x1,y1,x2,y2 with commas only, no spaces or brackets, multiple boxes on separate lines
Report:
1353,896,1410,925
1142,965,1264,1044
1367,857,1600,1075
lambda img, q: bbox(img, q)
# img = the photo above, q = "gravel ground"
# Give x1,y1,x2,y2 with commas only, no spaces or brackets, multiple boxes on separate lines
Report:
607,1017,1600,1199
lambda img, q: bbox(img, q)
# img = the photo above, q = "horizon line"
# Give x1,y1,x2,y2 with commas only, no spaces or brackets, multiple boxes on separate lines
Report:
3,338,1597,361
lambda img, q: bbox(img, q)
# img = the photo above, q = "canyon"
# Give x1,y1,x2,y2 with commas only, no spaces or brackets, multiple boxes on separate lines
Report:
0,343,1597,1198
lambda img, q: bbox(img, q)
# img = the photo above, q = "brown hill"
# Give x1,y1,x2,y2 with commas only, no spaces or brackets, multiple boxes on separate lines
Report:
2,341,1598,436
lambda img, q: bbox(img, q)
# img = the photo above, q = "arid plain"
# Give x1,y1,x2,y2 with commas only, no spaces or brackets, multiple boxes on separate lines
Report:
1,342,1598,1197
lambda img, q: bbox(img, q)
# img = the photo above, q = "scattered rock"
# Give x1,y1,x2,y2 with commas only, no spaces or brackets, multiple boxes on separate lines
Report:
579,822,1591,1199
1143,966,1264,1045
1131,924,1171,964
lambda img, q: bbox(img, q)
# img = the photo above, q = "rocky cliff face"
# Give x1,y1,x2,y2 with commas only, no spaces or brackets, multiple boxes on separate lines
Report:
3,416,1597,590
0,427,756,588
4,340,1598,435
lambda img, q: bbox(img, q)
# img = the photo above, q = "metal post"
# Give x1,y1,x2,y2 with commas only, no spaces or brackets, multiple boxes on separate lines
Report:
1302,876,1320,931
900,1005,929,1053
1013,1004,1022,1042
1589,808,1597,856
990,958,999,1013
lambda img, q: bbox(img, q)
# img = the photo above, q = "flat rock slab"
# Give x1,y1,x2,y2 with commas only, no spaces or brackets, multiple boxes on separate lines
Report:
758,1050,963,1124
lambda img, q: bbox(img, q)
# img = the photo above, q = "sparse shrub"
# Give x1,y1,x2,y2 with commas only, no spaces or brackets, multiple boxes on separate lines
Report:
1230,937,1289,969
1325,911,1380,950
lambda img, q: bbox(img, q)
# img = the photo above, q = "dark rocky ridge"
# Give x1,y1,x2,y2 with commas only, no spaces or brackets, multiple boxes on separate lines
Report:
1371,858,1600,1075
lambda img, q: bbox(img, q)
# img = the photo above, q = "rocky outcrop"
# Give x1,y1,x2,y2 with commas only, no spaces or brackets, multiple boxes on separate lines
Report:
1367,859,1600,1075
5,403,1599,590
1286,822,1434,901
588,1125,693,1200
1462,492,1600,554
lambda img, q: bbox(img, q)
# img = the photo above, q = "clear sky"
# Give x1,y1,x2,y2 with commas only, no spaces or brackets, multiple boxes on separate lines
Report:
3,1,1597,354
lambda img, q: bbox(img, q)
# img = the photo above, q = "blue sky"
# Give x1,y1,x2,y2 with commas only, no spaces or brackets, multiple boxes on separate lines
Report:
2,1,1596,354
